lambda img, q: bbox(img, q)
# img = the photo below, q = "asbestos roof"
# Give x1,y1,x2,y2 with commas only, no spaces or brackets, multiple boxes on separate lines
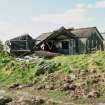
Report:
10,34,33,41
35,27,67,42
36,26,104,45
71,27,96,38
35,32,53,45
101,32,105,40
35,27,76,45
35,32,53,42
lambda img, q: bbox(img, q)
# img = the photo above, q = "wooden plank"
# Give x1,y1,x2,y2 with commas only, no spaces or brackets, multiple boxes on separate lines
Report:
11,50,31,52
11,40,27,42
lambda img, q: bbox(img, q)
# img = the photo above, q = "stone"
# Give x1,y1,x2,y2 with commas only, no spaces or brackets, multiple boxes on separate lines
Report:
87,90,100,98
69,84,76,91
0,96,12,105
9,83,20,89
63,83,70,91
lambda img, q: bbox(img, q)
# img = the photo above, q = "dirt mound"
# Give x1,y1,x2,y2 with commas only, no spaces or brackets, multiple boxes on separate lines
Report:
34,70,105,99
7,94,74,105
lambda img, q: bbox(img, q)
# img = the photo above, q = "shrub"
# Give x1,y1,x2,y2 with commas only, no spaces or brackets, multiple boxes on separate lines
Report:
0,40,4,52
35,61,60,76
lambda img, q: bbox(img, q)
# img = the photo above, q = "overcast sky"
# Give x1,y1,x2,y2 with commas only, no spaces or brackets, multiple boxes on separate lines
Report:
0,0,105,41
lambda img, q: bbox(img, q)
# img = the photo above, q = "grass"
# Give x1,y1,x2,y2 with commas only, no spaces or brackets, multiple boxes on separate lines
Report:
1,51,105,104
48,90,69,102
48,90,105,104
52,51,105,73
0,51,105,86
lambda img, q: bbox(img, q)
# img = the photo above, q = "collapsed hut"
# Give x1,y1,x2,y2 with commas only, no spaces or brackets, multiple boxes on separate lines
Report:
35,27,104,55
5,34,35,56
5,27,104,57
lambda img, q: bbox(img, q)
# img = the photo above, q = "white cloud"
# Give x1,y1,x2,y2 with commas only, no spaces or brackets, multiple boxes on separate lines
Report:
77,0,105,9
32,6,90,25
76,3,93,9
76,0,105,9
95,0,105,8
0,21,33,41
0,0,105,42
32,0,105,25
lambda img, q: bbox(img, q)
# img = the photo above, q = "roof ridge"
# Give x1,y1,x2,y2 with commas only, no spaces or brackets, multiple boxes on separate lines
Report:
101,32,105,34
74,27,96,30
41,32,52,34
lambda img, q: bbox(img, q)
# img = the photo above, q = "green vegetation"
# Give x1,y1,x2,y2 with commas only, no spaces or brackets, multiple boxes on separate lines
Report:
52,51,105,73
0,51,105,86
48,90,71,102
0,40,4,52
0,52,60,86
1,51,105,104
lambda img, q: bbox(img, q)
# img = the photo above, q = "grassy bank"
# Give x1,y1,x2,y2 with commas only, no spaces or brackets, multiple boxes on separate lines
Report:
0,51,105,86
1,51,105,104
